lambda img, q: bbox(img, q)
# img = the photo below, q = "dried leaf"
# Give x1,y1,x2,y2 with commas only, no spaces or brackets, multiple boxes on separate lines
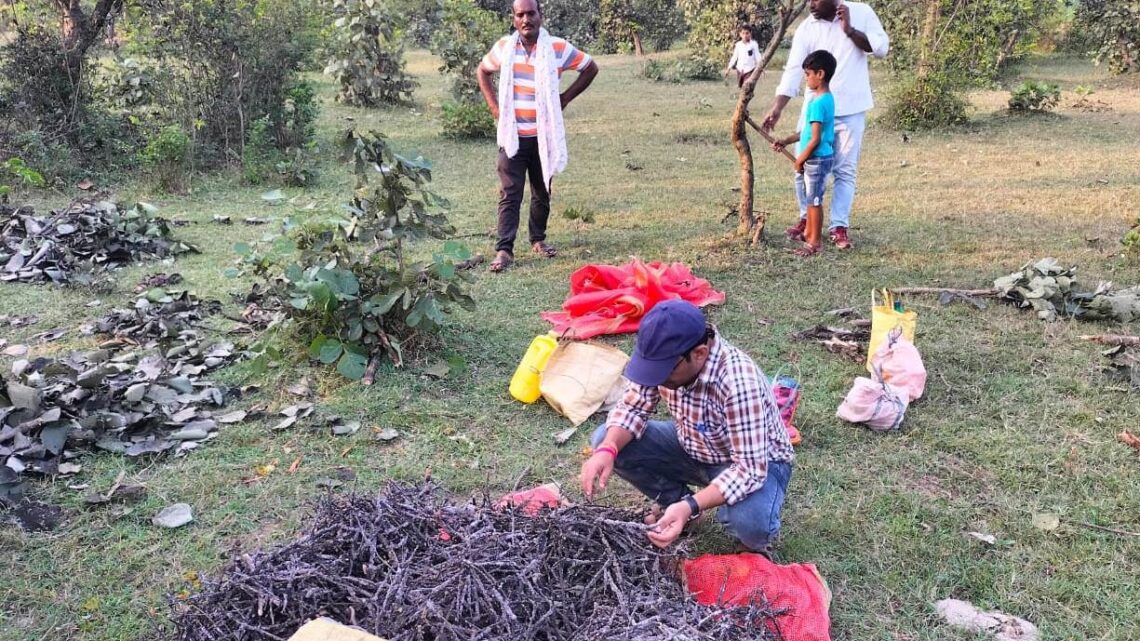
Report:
332,421,361,436
152,503,194,528
1032,513,1060,531
57,462,83,475
286,380,312,397
2,344,28,357
375,428,400,442
967,531,996,545
271,416,298,431
422,361,451,379
554,427,578,445
217,410,247,424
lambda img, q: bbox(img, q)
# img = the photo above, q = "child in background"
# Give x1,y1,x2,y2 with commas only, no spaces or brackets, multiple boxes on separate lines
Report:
772,49,837,257
724,26,761,88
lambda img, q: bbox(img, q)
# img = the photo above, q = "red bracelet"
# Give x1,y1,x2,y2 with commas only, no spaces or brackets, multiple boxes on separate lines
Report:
594,445,618,459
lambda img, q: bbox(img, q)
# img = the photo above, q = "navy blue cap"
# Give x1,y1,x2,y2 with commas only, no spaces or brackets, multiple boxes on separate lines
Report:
625,300,707,387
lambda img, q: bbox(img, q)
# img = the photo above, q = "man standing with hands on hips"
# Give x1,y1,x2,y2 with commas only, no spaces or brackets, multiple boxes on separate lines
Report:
761,0,889,251
476,0,598,273
580,301,794,554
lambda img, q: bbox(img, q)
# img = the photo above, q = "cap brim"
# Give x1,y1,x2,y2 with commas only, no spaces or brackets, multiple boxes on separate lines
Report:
624,351,679,387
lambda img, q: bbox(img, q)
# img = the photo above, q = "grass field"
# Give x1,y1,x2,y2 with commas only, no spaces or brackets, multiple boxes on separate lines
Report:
2,49,1139,641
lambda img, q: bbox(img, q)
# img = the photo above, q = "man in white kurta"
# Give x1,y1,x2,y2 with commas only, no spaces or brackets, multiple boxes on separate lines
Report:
761,0,888,250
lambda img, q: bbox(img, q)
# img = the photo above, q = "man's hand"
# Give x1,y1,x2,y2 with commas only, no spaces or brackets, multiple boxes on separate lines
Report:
837,2,851,34
579,452,614,499
771,140,786,153
489,103,500,120
645,500,692,549
761,107,782,132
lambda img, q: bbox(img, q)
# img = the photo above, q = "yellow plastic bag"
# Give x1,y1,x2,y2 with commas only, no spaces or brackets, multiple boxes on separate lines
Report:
867,289,917,371
540,341,629,426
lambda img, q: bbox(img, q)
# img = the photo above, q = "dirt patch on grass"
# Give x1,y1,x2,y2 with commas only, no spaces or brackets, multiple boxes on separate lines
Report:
675,131,724,146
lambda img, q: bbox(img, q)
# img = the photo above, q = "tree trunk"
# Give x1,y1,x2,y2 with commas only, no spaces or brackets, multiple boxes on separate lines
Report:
730,0,807,244
916,0,941,79
632,31,644,56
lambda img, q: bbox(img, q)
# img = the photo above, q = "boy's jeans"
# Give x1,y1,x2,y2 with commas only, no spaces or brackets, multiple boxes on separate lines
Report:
795,111,866,230
592,421,793,551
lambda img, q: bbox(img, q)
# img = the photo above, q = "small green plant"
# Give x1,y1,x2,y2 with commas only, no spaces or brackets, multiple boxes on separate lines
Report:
139,125,191,192
324,0,418,106
640,56,720,83
1123,217,1140,256
640,59,666,81
440,101,495,139
276,82,320,149
242,117,283,185
562,205,597,247
231,130,475,380
1008,81,1061,112
0,158,46,202
1074,85,1094,97
883,73,969,130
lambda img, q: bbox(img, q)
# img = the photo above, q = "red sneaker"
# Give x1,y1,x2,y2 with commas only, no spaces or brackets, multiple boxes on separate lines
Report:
829,226,852,250
785,218,807,241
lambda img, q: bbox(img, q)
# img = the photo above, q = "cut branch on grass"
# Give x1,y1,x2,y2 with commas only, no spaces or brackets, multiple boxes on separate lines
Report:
1079,335,1140,347
730,0,807,245
889,287,1000,297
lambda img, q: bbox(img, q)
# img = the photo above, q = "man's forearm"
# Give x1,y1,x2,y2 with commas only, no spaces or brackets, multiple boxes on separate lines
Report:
770,94,792,114
846,28,873,53
598,425,634,452
692,484,726,512
476,68,498,113
560,62,598,108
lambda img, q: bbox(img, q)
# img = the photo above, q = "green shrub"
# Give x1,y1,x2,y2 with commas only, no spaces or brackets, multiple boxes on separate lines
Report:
276,82,321,149
882,74,969,130
1008,81,1061,112
324,0,418,107
1123,217,1140,256
440,102,496,139
0,158,46,203
231,131,474,379
1074,0,1139,74
140,125,191,193
243,117,283,185
431,0,504,103
641,56,720,82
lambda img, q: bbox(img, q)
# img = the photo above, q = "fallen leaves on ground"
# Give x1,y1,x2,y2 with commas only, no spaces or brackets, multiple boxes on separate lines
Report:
791,324,870,362
1,200,197,285
994,257,1140,322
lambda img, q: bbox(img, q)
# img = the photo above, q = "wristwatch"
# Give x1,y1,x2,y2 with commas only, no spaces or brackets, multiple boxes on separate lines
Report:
681,494,701,520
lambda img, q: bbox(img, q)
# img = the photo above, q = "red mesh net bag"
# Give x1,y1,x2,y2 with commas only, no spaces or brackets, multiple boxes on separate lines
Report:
682,553,832,641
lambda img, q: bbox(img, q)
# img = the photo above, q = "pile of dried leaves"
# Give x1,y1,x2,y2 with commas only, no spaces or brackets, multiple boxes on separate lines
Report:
994,258,1140,322
168,483,784,641
1,200,197,285
1,283,239,501
87,287,222,343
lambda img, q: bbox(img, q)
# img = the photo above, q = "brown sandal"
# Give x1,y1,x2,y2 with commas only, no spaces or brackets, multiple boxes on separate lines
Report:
532,241,558,258
489,250,514,273
792,243,822,258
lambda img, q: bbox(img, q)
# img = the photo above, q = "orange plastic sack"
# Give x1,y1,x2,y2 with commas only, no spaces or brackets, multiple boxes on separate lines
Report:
683,553,832,641
540,259,726,339
493,483,568,516
868,330,926,402
836,377,910,431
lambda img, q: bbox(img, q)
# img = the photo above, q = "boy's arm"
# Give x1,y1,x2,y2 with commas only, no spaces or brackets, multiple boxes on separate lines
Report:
794,122,822,170
725,45,738,73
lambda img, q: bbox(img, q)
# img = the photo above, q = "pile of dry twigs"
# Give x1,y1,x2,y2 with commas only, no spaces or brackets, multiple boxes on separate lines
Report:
168,482,783,641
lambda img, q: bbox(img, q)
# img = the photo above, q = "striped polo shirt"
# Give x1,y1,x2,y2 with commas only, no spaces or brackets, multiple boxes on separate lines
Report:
480,35,591,138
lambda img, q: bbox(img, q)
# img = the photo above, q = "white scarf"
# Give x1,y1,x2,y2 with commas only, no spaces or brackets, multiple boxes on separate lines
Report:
496,27,568,190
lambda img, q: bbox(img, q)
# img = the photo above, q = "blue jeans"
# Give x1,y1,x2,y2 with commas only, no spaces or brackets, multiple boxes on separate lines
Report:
794,111,866,230
592,421,792,551
800,155,833,207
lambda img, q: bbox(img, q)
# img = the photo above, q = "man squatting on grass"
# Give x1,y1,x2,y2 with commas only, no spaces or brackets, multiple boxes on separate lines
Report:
476,0,598,274
772,50,837,257
580,301,795,553
761,0,889,251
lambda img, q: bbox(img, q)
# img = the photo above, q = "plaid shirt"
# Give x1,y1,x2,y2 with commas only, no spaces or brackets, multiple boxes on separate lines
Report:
606,332,794,505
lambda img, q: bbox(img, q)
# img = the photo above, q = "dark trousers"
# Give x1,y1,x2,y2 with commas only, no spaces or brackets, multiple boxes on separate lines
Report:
496,136,550,254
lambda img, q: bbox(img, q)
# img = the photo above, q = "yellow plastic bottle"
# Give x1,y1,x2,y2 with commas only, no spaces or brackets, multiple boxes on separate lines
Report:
509,333,559,404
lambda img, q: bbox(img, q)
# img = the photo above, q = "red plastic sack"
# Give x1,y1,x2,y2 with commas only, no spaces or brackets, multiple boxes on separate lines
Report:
836,377,910,431
683,553,832,641
540,259,725,339
493,483,567,516
869,330,926,402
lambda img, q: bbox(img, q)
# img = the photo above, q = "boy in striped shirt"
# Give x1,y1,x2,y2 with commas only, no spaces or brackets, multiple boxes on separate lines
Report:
477,0,598,273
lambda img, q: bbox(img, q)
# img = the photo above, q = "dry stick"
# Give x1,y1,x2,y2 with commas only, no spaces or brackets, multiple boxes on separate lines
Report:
1079,334,1140,347
1060,518,1140,538
889,287,1000,297
744,116,795,162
